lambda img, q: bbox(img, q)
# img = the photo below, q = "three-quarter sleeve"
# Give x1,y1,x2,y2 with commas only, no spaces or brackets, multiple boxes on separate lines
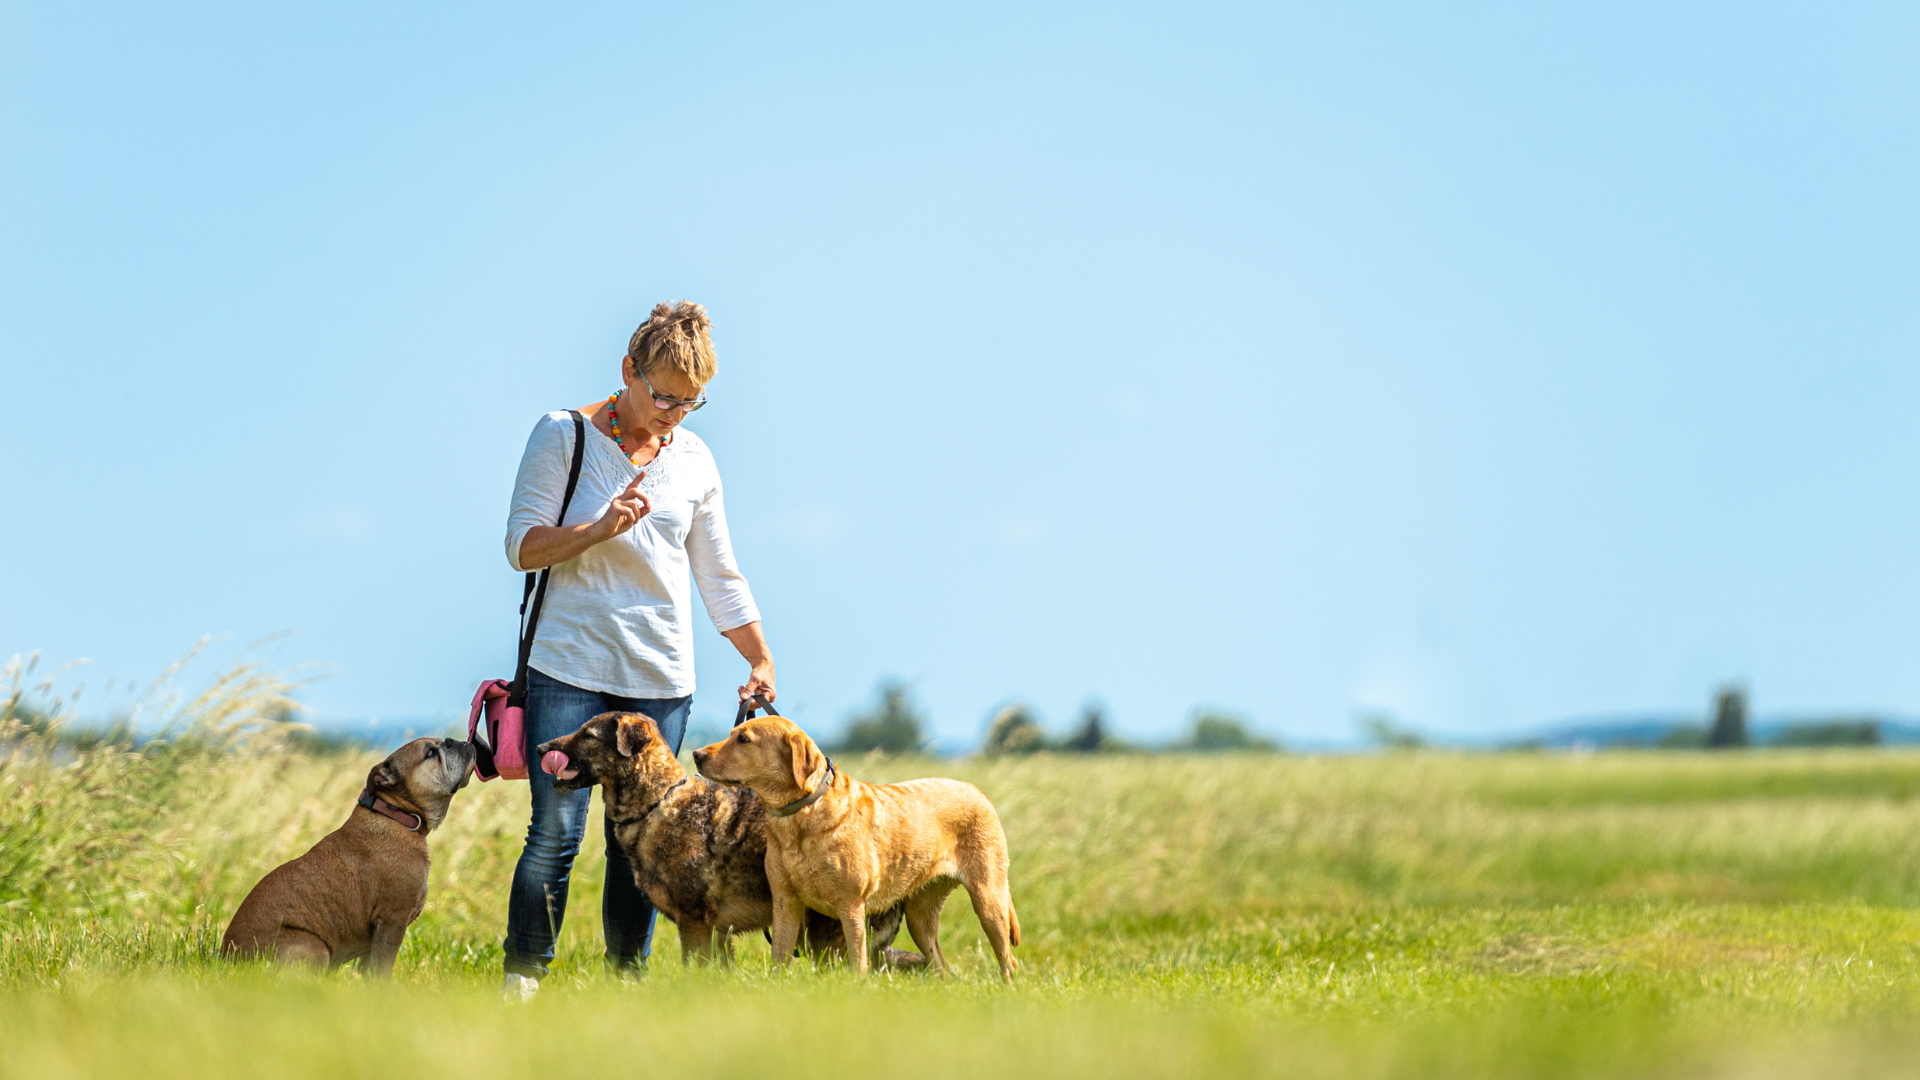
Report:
686,481,761,633
504,414,574,573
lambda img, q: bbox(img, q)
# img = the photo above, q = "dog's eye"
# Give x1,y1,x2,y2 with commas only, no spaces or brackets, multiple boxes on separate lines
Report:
737,733,752,744
425,746,437,758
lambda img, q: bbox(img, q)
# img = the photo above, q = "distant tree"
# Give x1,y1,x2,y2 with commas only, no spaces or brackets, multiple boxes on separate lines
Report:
1357,712,1426,751
1773,718,1881,747
984,705,1047,756
1707,685,1749,749
838,680,928,754
1061,701,1109,753
1177,711,1279,752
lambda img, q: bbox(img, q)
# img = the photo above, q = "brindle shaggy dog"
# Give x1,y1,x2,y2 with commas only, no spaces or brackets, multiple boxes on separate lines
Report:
223,737,475,974
536,712,922,967
694,717,1021,979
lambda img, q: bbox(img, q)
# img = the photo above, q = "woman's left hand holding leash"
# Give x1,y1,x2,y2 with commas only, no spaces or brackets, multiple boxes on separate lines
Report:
741,658,776,704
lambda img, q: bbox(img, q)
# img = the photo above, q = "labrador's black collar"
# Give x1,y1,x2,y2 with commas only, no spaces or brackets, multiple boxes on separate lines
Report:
767,759,835,818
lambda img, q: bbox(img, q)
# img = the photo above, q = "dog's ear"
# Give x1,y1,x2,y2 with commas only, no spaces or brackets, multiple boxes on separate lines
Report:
367,757,401,793
615,715,649,758
788,727,822,793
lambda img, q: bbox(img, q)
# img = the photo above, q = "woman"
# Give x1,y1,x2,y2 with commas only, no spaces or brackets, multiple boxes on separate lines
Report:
500,300,773,1000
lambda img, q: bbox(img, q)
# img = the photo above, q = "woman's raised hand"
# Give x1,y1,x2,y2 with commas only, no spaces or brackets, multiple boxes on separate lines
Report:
515,470,650,569
594,472,651,539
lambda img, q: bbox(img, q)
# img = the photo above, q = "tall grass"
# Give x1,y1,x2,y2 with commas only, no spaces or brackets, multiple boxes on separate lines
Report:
0,649,316,930
12,653,1920,1077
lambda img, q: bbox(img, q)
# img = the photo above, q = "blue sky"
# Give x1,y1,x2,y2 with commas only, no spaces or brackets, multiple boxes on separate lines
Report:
3,1,1916,748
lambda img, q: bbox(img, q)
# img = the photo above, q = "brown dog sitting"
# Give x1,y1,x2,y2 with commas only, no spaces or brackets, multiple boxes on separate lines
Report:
694,717,1021,979
536,712,924,968
222,737,475,974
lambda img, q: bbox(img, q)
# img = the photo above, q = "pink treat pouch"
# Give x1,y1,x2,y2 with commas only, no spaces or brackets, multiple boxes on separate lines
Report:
468,680,527,781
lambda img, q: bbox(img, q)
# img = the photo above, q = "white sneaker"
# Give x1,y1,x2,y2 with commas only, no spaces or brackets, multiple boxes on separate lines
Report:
502,973,540,1003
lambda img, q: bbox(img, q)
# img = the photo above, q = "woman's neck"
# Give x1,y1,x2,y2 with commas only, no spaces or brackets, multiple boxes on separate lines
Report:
613,394,657,450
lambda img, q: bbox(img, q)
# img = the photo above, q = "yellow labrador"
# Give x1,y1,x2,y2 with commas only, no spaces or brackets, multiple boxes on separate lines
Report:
694,717,1020,978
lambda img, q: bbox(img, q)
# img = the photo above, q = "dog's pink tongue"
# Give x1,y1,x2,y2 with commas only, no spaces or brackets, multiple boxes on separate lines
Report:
541,751,570,777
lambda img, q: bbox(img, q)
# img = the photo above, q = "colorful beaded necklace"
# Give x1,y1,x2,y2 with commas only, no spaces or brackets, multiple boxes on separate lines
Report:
606,389,671,465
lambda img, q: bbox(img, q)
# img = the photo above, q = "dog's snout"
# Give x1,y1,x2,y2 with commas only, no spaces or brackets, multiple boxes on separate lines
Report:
692,748,709,765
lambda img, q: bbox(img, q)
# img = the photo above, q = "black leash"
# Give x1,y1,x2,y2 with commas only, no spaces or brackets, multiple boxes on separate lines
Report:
732,693,780,727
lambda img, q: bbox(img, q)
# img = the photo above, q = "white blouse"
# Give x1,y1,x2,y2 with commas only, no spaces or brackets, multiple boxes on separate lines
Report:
504,411,760,699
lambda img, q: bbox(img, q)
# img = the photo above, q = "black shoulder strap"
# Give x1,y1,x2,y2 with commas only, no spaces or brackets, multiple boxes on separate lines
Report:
509,410,588,707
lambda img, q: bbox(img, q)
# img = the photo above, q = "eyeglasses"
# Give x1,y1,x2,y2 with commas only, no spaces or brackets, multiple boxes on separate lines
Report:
639,370,707,412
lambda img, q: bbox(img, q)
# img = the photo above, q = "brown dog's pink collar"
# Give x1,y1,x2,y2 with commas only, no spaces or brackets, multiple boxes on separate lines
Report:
357,788,425,832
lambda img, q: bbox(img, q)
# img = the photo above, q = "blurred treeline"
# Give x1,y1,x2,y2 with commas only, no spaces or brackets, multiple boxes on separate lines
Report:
834,681,1906,758
1508,686,1895,752
832,679,1278,756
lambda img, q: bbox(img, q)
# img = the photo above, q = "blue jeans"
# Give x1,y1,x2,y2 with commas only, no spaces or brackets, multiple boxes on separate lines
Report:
502,667,690,979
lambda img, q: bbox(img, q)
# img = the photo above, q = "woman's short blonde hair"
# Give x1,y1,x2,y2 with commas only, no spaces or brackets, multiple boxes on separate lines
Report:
627,301,717,385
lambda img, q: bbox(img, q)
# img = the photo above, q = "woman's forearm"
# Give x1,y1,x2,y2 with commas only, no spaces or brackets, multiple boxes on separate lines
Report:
721,621,776,701
722,621,771,665
516,522,607,570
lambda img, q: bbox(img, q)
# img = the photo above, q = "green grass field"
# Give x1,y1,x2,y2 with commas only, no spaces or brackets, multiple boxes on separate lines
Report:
10,668,1920,1078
